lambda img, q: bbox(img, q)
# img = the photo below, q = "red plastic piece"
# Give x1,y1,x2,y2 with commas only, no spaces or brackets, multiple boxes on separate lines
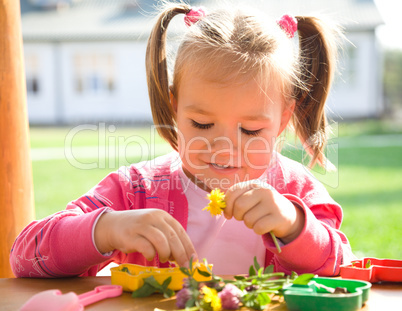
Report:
340,258,402,283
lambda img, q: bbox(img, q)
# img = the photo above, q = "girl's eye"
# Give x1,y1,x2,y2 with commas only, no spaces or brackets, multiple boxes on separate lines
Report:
191,120,213,130
241,127,263,136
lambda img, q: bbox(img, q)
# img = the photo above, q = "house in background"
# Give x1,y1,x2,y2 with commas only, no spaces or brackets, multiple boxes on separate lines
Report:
21,0,383,125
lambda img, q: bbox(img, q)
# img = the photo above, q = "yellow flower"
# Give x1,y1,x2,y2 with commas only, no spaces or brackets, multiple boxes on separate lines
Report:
201,286,222,311
203,188,226,216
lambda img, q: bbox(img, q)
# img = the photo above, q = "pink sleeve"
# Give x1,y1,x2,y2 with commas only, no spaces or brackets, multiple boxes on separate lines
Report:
9,168,135,278
263,194,355,276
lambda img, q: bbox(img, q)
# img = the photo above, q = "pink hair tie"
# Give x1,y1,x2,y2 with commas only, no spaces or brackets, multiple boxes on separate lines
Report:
184,7,207,27
277,14,298,38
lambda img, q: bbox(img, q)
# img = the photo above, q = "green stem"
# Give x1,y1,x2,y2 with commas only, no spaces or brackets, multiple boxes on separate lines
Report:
270,232,282,253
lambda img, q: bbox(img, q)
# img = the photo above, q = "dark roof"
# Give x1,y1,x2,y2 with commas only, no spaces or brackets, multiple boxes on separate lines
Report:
21,0,383,42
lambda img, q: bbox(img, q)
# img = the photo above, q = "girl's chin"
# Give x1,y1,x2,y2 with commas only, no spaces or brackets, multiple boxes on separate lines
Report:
183,170,234,192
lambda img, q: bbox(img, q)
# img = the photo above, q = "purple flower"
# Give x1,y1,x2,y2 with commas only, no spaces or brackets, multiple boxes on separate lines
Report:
218,283,243,310
176,287,192,309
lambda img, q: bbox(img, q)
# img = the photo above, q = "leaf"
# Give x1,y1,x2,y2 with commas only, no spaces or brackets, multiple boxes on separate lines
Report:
254,256,261,271
131,282,156,298
162,288,175,299
234,275,246,281
131,276,174,298
256,292,271,306
196,268,211,277
186,297,196,308
144,276,163,289
249,265,256,277
264,265,274,274
161,276,172,289
180,267,191,276
243,292,268,311
121,267,134,275
292,273,316,285
365,259,372,269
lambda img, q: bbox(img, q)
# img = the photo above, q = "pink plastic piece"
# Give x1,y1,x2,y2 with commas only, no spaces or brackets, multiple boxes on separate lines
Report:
19,285,123,311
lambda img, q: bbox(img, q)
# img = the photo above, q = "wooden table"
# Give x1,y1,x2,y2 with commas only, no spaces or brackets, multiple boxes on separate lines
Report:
1,276,401,310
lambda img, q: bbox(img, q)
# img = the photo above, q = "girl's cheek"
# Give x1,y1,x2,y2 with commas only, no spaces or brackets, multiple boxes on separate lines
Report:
242,136,275,168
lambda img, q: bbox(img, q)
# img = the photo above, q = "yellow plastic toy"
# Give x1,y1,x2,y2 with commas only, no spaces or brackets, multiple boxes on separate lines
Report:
111,262,213,292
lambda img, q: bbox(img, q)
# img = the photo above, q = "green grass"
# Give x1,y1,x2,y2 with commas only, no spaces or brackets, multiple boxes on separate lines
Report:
282,145,402,259
30,125,171,218
30,120,402,260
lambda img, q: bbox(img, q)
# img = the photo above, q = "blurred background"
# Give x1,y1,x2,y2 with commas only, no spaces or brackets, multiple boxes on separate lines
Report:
21,0,402,260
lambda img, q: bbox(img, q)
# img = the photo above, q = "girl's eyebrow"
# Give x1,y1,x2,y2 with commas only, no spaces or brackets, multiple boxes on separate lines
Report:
184,105,213,115
243,115,272,122
185,105,272,121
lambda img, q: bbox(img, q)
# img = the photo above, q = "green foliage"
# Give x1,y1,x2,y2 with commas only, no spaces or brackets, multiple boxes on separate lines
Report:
174,257,306,311
131,276,174,298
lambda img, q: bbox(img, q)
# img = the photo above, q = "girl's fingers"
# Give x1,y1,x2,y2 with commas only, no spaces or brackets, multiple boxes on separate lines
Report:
144,215,196,267
140,225,172,262
225,181,267,220
224,182,255,219
232,189,263,221
242,202,272,232
131,235,157,261
166,217,197,266
252,214,277,235
111,209,196,267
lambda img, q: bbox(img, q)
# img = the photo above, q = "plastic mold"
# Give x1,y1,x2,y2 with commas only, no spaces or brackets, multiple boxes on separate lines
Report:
283,277,371,311
340,257,402,283
111,263,212,292
20,285,123,311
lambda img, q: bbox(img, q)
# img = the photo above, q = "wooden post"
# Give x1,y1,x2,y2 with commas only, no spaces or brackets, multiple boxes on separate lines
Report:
0,0,35,277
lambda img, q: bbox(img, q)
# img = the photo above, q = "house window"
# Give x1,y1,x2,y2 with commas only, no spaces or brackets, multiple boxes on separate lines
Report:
25,54,40,95
344,46,357,84
73,53,116,96
336,46,357,86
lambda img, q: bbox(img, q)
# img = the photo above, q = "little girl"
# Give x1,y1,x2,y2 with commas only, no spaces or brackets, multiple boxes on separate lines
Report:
10,3,354,277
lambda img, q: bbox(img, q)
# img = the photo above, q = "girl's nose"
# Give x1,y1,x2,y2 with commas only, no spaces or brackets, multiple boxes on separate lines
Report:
211,127,239,155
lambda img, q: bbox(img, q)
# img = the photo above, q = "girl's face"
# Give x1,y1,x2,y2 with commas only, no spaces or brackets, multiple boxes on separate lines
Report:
171,70,294,191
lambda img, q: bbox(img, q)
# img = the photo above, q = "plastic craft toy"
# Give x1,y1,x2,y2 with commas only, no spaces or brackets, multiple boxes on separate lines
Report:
111,262,212,292
340,257,402,283
283,277,371,311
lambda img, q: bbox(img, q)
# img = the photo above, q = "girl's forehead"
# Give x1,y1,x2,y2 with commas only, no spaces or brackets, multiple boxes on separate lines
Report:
178,65,283,100
178,70,285,117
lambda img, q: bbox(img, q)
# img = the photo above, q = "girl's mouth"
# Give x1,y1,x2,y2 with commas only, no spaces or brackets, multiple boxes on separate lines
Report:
211,163,237,169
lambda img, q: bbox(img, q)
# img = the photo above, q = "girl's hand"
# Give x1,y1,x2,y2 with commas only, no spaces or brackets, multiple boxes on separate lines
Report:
94,209,196,267
224,181,305,244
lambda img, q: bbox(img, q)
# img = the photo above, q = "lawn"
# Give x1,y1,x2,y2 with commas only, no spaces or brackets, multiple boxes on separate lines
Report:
30,120,402,260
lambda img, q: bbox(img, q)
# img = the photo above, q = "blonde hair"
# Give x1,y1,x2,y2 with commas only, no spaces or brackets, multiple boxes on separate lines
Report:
146,2,340,168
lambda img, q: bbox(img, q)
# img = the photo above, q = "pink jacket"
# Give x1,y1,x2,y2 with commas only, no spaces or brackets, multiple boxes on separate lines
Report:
10,152,354,278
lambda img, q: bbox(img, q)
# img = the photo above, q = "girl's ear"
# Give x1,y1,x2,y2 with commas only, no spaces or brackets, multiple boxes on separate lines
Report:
169,90,178,114
278,99,296,136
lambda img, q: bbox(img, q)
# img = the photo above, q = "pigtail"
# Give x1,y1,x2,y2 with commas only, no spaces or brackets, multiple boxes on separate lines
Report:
145,3,191,150
293,16,339,169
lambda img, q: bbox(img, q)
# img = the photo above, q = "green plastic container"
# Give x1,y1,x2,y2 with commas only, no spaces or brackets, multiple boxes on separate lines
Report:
284,277,371,311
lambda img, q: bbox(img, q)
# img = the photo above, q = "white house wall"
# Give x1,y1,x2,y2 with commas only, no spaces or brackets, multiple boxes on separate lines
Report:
24,43,57,124
328,31,383,119
60,41,151,124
